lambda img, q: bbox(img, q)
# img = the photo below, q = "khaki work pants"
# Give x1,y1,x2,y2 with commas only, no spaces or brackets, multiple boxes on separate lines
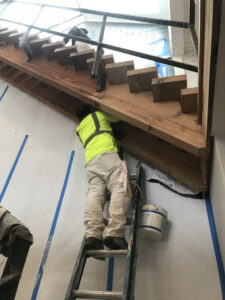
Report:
85,152,132,239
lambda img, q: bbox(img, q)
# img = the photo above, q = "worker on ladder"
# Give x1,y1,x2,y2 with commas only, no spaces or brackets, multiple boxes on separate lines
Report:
76,105,132,251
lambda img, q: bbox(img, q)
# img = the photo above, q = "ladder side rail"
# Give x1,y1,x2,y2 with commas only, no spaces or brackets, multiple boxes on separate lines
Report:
64,237,87,300
123,163,142,300
72,290,123,299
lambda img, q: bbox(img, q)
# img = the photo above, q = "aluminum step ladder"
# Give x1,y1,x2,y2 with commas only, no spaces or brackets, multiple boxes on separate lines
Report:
65,162,143,300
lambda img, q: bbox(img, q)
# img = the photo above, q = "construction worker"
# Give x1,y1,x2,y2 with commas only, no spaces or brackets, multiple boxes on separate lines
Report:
64,26,106,92
63,27,90,46
76,105,132,250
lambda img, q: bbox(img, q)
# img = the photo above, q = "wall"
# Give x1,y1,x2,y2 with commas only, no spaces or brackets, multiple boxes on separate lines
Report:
168,0,185,57
210,0,225,266
195,0,200,39
158,0,170,20
211,135,225,265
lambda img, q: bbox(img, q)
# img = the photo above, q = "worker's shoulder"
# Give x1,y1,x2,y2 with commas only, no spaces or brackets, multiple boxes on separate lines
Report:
77,113,92,129
96,110,105,117
69,26,79,34
96,111,119,123
96,111,110,120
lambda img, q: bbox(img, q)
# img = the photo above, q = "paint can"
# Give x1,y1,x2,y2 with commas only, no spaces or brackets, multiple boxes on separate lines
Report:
140,204,168,240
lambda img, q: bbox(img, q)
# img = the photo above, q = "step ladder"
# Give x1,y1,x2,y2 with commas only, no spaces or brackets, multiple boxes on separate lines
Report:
65,161,143,300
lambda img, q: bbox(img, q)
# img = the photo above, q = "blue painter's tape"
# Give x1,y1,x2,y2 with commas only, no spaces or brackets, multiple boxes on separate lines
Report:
141,210,166,218
107,257,114,291
150,37,170,77
205,196,225,299
31,150,75,300
0,85,9,101
0,135,28,204
139,225,162,233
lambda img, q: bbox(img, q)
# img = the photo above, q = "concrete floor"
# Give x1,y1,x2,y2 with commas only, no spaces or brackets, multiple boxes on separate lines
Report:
0,78,222,300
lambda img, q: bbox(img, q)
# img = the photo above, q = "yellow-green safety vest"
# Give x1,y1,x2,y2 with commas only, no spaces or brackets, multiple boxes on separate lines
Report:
76,111,119,164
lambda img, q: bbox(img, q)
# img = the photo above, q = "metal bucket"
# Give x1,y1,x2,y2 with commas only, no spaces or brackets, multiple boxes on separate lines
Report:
140,204,168,240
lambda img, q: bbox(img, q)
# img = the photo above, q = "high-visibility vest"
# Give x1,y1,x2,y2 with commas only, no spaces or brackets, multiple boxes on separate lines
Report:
76,111,119,164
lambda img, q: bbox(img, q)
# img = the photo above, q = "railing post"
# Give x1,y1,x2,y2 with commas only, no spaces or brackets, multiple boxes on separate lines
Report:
91,14,107,78
189,0,195,26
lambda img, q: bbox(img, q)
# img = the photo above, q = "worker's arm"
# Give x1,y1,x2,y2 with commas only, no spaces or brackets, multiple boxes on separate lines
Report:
111,121,125,140
79,30,91,40
104,112,120,123
76,130,82,144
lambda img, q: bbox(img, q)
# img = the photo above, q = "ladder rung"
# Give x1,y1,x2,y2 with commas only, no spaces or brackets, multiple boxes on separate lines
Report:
72,290,123,299
86,249,128,258
129,174,137,180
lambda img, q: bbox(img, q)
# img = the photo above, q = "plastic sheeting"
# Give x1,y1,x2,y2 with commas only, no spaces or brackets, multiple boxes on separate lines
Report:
0,78,222,300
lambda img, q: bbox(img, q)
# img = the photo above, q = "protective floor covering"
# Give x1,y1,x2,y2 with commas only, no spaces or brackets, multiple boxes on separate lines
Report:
0,79,222,300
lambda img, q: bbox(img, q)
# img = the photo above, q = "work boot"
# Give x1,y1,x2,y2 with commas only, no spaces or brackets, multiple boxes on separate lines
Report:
103,236,128,250
84,237,104,250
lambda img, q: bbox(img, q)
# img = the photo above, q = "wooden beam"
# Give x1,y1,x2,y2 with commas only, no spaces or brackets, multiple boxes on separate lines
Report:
87,54,114,73
101,54,114,67
70,49,95,71
0,60,206,191
181,87,198,113
127,67,158,93
105,61,134,84
8,32,23,47
0,45,206,156
42,41,65,60
54,45,77,65
119,123,205,191
152,75,187,102
0,65,83,120
29,38,51,57
0,29,17,43
13,34,39,50
197,0,205,124
201,0,222,144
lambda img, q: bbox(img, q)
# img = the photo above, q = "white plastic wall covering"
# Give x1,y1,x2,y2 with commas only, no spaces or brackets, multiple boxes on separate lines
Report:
0,78,222,300
210,135,225,267
210,0,225,268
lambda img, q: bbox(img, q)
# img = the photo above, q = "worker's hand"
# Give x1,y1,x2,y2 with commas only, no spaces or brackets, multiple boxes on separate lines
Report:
111,121,125,140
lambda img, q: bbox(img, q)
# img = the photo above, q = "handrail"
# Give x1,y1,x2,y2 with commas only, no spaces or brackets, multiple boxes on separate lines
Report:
0,16,198,72
0,17,198,72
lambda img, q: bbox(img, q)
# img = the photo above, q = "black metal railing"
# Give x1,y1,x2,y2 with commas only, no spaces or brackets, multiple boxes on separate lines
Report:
0,0,198,72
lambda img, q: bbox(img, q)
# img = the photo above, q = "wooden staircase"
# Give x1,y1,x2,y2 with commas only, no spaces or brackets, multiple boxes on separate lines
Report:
0,31,208,192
